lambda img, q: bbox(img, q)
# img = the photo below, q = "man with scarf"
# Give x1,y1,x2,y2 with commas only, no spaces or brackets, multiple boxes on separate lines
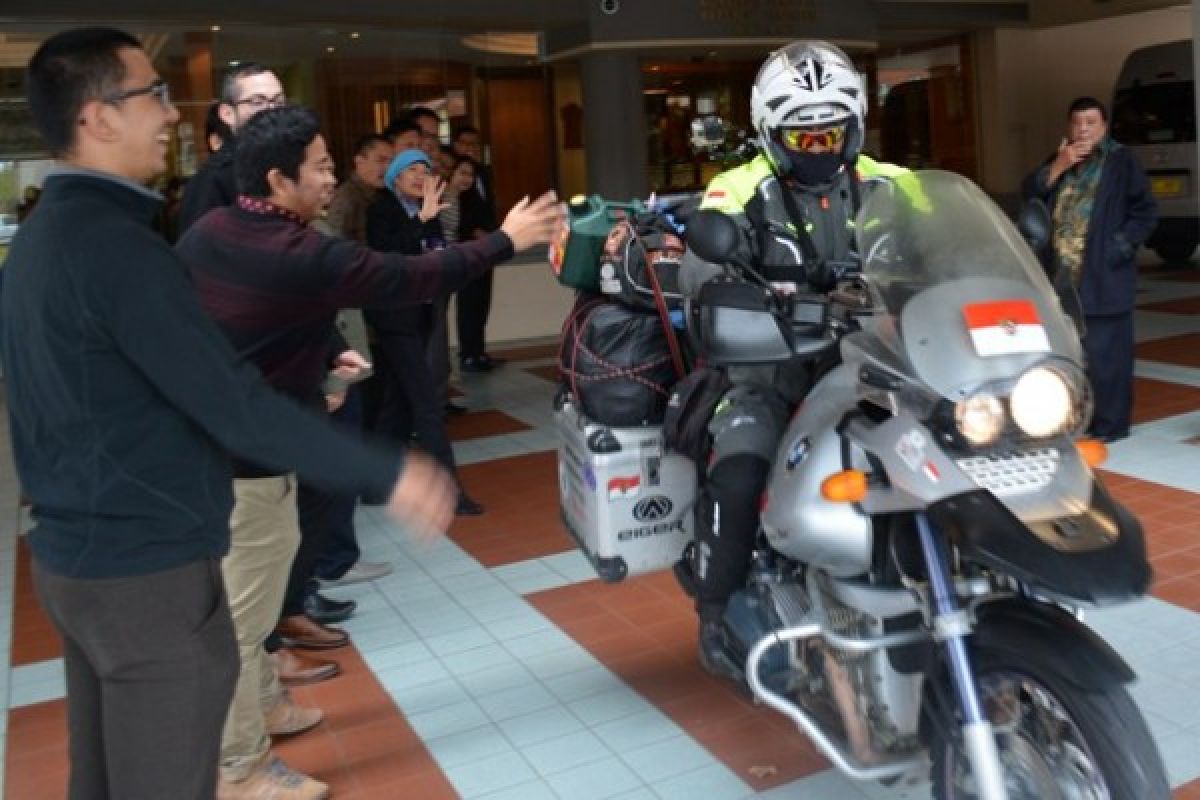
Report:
1024,96,1158,443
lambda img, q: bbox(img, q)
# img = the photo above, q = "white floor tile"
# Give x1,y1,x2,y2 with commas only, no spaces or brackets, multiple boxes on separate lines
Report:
426,723,515,769
443,750,539,798
543,756,645,800
496,705,586,749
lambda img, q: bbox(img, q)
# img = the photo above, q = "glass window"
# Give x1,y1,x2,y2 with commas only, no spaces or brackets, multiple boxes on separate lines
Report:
1112,82,1196,145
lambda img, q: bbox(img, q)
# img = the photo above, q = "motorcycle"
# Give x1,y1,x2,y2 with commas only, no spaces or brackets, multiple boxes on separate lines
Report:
677,169,1169,800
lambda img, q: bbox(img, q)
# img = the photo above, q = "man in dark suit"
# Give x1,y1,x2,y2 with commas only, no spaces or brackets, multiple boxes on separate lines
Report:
1023,96,1158,442
452,125,504,372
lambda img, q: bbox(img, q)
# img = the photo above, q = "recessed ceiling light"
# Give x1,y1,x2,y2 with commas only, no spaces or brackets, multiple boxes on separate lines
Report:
326,46,336,53
211,25,221,32
350,32,361,39
229,60,240,66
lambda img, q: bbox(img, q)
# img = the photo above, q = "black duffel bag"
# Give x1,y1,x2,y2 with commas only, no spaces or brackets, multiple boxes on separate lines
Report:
559,295,677,427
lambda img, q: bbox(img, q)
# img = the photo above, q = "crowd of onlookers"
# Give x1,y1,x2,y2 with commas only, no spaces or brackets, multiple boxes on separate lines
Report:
3,27,563,800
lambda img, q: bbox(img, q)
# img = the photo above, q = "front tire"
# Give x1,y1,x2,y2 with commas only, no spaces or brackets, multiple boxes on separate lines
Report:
930,645,1169,800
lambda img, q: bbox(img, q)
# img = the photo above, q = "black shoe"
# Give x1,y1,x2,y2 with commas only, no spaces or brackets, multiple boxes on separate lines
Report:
455,494,485,516
479,353,506,369
460,356,494,373
303,592,357,625
444,401,468,416
697,617,743,681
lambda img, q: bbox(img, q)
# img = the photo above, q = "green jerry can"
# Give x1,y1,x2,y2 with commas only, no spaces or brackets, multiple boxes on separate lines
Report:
549,194,644,292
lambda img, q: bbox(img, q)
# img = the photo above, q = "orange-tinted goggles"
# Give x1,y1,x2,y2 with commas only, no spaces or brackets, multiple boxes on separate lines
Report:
780,125,846,153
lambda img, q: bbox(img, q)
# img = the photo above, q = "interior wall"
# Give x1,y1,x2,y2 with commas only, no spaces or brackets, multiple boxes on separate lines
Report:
552,63,588,201
975,4,1192,198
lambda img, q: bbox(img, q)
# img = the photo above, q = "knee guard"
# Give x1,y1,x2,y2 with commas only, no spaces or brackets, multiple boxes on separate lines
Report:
693,453,771,610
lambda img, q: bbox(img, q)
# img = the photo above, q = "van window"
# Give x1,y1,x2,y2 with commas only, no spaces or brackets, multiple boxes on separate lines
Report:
1112,81,1196,145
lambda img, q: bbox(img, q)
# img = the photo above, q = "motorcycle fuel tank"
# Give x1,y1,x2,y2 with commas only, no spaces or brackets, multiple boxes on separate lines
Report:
762,365,873,577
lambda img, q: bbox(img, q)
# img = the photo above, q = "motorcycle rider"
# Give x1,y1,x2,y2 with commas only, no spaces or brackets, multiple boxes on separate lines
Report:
679,40,906,677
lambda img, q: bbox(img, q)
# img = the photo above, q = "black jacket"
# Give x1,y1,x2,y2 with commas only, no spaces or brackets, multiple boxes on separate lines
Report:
457,186,496,242
178,141,236,233
364,192,445,335
0,172,405,578
1023,141,1158,316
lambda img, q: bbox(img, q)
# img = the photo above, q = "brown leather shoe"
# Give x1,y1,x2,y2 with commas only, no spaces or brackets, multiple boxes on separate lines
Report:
271,647,340,687
276,615,349,650
264,692,323,737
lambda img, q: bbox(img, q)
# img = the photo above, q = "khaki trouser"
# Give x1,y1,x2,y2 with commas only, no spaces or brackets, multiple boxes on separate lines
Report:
219,475,301,780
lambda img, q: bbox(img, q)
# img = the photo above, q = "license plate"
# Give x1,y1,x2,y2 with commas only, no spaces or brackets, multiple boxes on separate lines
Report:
1151,176,1185,198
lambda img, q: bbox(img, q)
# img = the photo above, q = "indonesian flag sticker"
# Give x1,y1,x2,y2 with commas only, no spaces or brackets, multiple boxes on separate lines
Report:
962,299,1051,357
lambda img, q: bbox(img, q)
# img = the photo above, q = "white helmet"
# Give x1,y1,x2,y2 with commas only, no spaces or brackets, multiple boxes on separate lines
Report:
751,41,867,178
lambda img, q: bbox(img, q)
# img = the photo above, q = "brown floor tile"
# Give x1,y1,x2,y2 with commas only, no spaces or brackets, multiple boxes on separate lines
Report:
1139,295,1200,314
451,452,575,566
1136,334,1200,369
2,640,456,800
530,574,828,791
488,342,560,362
446,409,531,443
1132,377,1200,425
10,537,62,666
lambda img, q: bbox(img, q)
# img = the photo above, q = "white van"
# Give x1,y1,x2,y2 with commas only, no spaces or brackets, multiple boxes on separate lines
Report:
1112,39,1196,262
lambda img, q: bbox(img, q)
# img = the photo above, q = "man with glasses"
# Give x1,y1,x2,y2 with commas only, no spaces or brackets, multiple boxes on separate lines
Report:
177,58,345,690
178,61,285,231
678,40,906,678
5,28,457,800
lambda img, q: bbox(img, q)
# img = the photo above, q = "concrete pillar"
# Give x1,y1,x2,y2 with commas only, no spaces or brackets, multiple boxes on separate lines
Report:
1193,0,1199,214
579,50,649,200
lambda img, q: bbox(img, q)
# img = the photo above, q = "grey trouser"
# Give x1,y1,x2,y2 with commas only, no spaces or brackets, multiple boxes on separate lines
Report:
33,557,238,800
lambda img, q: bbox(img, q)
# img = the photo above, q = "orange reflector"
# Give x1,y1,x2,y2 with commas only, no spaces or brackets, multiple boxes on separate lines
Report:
1076,438,1108,467
821,470,868,503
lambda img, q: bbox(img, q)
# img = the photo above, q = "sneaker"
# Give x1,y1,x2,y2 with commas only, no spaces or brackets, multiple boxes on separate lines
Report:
264,693,323,737
317,560,393,588
444,400,469,416
218,755,329,800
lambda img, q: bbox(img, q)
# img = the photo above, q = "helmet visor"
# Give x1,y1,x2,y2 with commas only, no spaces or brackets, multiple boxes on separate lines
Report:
779,123,846,155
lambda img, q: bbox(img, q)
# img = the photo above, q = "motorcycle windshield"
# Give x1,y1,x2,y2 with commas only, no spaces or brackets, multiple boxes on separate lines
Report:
856,170,1082,400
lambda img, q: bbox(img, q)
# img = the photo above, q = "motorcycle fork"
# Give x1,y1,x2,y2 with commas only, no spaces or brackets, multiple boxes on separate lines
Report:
915,513,1009,800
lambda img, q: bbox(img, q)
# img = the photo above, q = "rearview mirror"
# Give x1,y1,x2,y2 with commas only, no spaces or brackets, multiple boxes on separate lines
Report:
687,209,740,265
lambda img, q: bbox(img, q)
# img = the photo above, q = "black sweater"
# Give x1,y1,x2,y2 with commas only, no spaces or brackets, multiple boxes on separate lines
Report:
178,141,236,233
0,172,406,578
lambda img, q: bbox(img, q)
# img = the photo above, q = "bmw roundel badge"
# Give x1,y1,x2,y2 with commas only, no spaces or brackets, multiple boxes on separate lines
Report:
785,436,811,471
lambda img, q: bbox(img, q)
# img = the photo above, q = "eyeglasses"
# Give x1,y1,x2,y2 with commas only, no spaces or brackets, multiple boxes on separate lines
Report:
103,79,171,108
234,94,287,111
780,124,846,153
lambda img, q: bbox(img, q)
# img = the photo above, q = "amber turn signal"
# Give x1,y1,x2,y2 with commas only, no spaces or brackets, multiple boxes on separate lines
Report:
1075,438,1108,467
821,470,868,503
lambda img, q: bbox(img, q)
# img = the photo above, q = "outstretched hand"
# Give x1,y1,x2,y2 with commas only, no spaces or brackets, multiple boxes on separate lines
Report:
500,191,565,253
385,451,456,542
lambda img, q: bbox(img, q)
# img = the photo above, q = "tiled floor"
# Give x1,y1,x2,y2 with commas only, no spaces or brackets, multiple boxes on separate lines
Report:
7,267,1200,798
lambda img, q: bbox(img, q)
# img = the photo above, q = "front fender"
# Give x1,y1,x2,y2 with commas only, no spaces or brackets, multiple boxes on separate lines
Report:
971,598,1136,689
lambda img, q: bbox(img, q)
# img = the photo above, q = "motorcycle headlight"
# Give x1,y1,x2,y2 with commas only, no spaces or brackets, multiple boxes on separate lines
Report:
1010,366,1073,438
955,393,1006,446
